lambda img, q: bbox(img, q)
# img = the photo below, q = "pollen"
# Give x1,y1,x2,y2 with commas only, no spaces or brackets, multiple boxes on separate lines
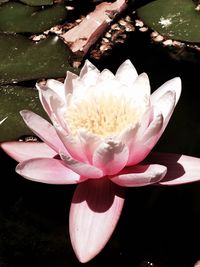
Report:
65,94,141,137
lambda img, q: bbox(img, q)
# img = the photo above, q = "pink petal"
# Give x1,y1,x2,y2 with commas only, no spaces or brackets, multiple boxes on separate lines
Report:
16,158,82,184
57,131,89,163
57,128,102,164
93,140,129,175
36,84,68,131
20,110,67,154
115,59,138,86
119,106,152,159
36,83,65,119
1,141,57,162
127,111,163,166
69,178,125,263
151,77,181,106
146,152,200,185
110,164,167,187
60,151,103,179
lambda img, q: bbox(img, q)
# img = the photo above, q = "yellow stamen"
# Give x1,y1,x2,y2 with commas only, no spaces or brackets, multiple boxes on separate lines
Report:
65,94,141,137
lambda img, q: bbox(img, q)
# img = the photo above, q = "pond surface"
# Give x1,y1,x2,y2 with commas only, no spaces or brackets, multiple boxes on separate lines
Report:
1,3,200,267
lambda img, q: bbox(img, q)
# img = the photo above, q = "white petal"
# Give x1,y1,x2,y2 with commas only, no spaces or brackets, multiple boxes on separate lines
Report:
153,90,176,122
93,140,129,175
64,71,79,96
127,111,164,166
78,129,102,164
79,60,100,86
151,77,181,106
98,69,115,82
115,59,138,86
45,79,65,100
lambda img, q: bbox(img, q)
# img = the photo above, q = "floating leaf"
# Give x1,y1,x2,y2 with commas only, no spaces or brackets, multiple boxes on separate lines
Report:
19,0,53,6
0,0,8,5
0,85,48,141
0,2,68,33
137,0,200,43
0,33,76,84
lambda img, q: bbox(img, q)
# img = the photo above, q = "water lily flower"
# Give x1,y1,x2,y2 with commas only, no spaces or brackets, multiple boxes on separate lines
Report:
1,60,200,263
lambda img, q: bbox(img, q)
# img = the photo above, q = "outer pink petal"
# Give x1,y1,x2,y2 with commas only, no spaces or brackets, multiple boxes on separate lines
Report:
146,152,200,185
110,164,167,187
36,83,65,120
20,110,67,154
69,178,125,263
1,141,57,162
115,59,138,86
60,151,103,179
16,158,82,184
93,140,129,175
37,85,68,131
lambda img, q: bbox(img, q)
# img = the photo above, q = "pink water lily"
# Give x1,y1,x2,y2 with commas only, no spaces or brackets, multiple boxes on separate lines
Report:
1,59,200,263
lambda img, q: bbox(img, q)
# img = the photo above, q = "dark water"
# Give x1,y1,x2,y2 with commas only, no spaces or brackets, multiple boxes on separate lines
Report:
1,25,200,267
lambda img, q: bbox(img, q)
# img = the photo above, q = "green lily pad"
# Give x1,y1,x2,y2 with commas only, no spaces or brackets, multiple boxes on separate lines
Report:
19,0,53,6
0,85,48,141
0,2,67,33
137,0,200,43
0,33,76,84
0,0,8,5
0,0,53,5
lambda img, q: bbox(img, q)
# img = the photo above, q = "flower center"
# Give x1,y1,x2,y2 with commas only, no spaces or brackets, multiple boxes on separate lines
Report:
65,94,141,137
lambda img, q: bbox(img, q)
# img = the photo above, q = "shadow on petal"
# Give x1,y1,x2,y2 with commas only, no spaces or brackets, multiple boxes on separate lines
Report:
72,178,125,212
69,178,125,262
145,152,200,185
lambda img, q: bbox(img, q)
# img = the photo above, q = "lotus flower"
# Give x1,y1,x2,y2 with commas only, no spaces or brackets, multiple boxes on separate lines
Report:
2,60,200,263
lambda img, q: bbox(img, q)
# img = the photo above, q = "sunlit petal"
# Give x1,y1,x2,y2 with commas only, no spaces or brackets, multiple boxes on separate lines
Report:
60,151,103,178
69,178,125,263
1,141,57,162
20,110,67,153
16,158,82,184
115,59,138,86
151,77,181,106
93,140,129,175
110,164,167,187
